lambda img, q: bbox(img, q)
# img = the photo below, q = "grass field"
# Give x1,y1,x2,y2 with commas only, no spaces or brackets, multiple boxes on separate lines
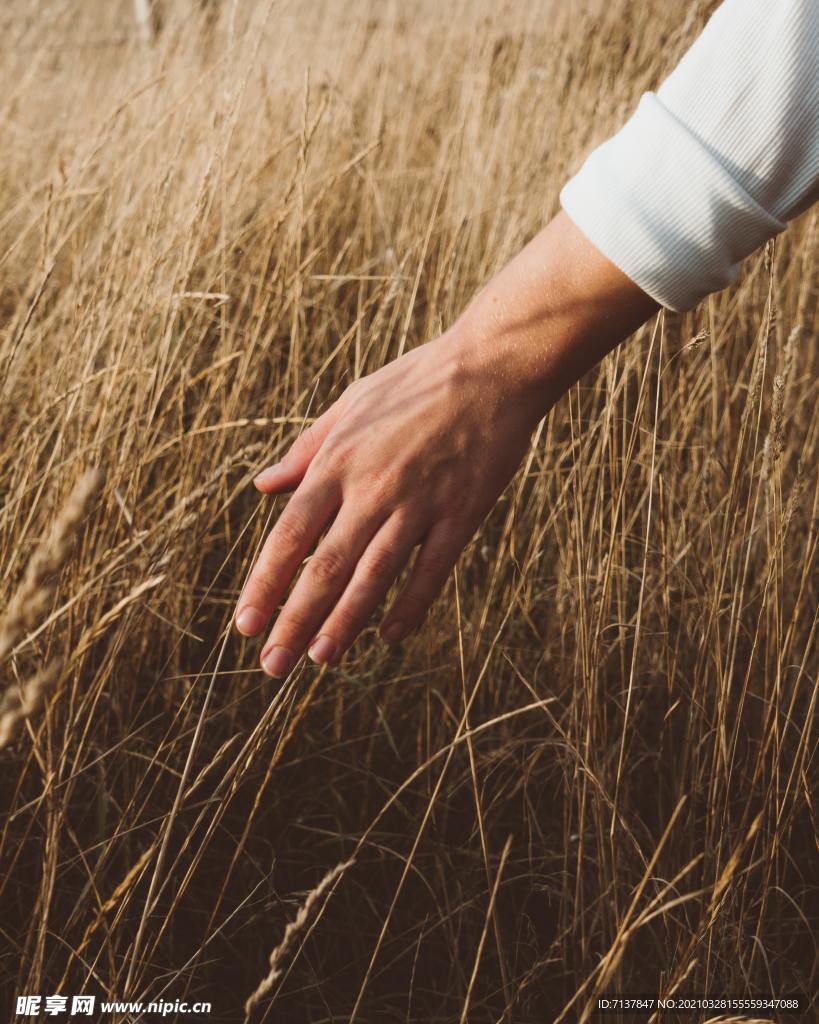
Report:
1,1,816,1021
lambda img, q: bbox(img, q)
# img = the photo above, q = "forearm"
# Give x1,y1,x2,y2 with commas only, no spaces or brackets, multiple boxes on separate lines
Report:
449,210,659,424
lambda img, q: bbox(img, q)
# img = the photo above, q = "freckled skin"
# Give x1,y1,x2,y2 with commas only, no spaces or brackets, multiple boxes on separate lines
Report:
235,211,658,676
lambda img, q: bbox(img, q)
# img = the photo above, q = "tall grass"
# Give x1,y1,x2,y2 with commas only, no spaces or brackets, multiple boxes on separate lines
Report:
1,1,816,1020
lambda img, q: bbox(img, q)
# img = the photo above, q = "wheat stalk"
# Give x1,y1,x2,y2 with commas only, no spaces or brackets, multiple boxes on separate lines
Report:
0,661,62,749
0,469,102,747
0,469,103,663
243,858,354,1019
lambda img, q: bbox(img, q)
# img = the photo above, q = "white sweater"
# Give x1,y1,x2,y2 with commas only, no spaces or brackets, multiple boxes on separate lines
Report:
560,0,819,313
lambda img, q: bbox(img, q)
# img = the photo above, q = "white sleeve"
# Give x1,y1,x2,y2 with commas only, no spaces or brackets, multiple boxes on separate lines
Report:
559,0,819,313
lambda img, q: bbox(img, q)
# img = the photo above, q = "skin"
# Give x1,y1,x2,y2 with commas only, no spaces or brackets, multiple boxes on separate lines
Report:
234,211,659,676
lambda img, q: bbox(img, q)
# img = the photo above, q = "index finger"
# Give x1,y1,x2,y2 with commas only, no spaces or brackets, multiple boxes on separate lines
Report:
234,482,340,637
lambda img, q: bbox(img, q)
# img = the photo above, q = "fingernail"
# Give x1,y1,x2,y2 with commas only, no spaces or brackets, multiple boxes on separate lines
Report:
235,607,266,636
381,622,406,644
261,645,293,678
308,634,337,665
253,464,280,488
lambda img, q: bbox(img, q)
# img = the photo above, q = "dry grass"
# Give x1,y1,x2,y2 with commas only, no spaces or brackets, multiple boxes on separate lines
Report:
0,1,816,1021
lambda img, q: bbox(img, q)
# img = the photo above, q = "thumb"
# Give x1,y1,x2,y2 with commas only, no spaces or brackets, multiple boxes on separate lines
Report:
253,404,340,493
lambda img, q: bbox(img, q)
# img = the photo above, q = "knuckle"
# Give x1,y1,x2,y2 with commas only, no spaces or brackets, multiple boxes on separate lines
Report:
245,571,276,606
274,606,313,643
389,504,415,531
274,510,311,551
361,468,400,504
327,603,359,639
312,435,354,476
417,548,452,583
359,546,396,585
396,589,431,623
307,547,348,586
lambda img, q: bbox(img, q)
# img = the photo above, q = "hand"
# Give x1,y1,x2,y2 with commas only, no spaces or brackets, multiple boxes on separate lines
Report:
234,211,657,677
234,328,542,676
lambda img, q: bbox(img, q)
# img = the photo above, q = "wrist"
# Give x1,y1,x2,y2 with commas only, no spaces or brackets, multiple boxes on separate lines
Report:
449,211,659,418
440,314,557,431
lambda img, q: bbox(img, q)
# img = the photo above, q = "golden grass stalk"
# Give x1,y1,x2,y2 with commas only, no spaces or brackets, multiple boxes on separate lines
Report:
0,661,61,749
702,1018,777,1024
243,858,355,1019
0,469,103,663
0,470,102,747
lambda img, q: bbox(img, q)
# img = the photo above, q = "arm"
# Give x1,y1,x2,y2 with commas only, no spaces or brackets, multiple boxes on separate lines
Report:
235,0,819,676
234,212,657,676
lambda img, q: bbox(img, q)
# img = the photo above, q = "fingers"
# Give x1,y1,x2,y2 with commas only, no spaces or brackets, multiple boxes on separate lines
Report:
305,513,422,666
254,405,342,494
379,518,468,644
234,482,340,638
258,504,387,676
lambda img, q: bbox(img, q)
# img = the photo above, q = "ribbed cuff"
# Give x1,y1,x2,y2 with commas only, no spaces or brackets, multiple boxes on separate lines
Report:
559,92,786,312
